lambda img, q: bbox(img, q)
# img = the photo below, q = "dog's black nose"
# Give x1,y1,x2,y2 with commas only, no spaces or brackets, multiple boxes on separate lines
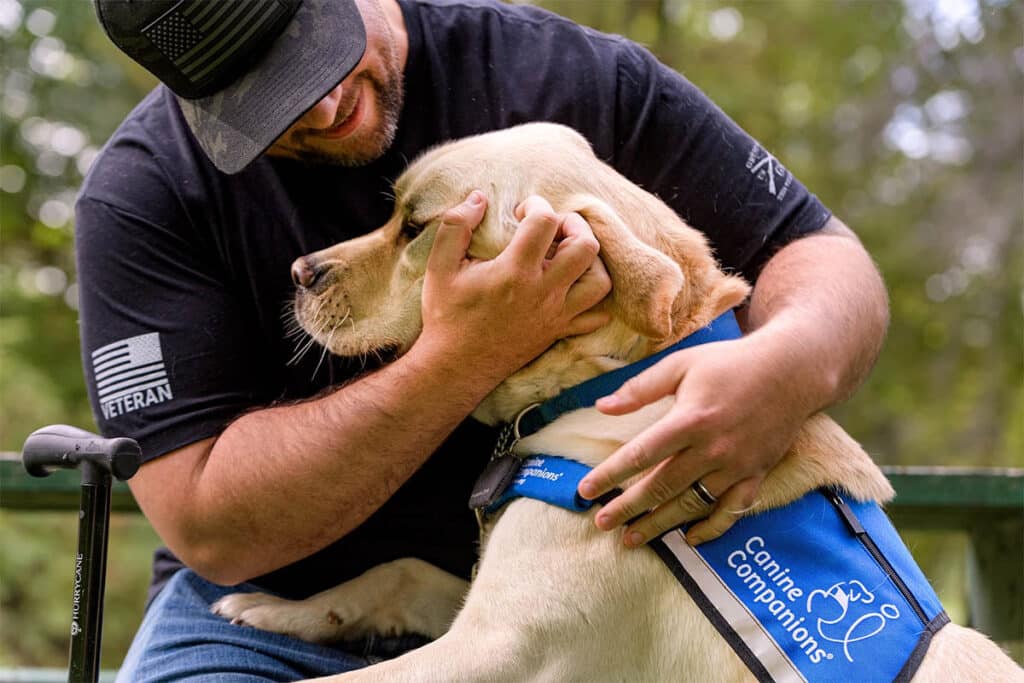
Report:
291,256,322,289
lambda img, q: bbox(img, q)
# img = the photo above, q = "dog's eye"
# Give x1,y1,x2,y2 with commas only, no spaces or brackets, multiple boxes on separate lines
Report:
401,221,425,240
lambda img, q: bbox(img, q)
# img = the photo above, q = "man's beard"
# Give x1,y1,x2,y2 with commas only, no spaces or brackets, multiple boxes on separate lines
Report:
289,69,404,168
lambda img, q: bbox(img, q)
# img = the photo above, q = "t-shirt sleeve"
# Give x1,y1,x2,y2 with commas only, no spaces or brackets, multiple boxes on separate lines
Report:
75,182,265,462
609,44,832,279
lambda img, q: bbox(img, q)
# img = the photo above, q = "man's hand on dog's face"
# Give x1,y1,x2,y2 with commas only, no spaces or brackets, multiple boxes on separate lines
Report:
420,190,611,385
577,333,814,548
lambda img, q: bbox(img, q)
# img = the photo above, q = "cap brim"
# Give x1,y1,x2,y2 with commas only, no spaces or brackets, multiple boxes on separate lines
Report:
177,0,366,174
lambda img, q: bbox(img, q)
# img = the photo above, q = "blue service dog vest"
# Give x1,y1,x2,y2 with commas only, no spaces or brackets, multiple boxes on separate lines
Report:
486,456,948,682
473,309,948,682
652,489,949,683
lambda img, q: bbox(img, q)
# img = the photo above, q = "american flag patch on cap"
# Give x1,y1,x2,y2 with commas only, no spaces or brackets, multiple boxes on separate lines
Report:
92,333,174,420
143,0,289,86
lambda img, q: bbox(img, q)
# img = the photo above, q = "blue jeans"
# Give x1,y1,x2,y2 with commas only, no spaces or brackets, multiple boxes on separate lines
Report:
115,569,428,682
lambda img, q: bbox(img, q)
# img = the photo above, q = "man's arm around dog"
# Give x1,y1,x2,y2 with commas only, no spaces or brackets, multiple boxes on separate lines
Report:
127,194,610,585
579,216,889,545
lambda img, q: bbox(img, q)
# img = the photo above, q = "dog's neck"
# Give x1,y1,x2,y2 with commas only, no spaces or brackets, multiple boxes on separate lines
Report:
495,342,897,511
471,319,656,426
471,301,735,428
474,306,898,513
516,398,674,470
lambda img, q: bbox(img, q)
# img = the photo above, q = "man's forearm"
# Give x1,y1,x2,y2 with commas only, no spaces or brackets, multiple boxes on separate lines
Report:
738,215,889,414
130,195,610,586
135,338,503,585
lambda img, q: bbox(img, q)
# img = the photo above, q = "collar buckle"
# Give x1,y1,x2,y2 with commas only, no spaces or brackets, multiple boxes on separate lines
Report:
492,402,541,459
513,402,541,440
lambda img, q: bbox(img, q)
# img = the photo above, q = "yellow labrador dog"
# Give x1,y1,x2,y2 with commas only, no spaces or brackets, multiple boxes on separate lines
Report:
213,123,1021,682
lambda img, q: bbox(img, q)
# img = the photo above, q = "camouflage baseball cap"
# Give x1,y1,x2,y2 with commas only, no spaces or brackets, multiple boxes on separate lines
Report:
94,0,367,174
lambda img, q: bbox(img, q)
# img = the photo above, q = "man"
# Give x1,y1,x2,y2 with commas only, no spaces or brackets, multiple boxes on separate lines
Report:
80,0,888,679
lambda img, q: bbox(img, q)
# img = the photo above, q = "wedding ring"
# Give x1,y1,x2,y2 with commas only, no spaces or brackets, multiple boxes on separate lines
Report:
690,479,718,506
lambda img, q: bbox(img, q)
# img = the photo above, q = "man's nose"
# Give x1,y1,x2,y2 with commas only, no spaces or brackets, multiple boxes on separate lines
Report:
300,83,344,129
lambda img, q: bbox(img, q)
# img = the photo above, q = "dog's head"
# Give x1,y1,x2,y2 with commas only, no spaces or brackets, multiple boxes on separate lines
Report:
292,123,750,423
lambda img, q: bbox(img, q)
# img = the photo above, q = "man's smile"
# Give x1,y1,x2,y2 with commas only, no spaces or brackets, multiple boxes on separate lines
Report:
319,89,365,140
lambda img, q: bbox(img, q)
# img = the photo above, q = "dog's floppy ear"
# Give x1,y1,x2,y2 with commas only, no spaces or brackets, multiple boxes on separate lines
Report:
570,196,686,341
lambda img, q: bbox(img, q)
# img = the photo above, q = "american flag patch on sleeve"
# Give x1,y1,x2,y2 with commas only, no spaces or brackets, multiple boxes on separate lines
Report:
92,333,174,419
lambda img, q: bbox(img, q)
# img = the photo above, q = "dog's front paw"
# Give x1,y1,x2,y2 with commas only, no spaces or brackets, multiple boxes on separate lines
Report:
211,592,277,626
211,592,345,644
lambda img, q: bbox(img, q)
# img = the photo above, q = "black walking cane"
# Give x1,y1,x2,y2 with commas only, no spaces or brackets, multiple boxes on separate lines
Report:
22,425,142,683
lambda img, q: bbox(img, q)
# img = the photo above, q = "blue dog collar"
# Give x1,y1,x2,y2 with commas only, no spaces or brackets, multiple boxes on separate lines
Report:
470,310,742,513
514,310,743,439
487,455,595,513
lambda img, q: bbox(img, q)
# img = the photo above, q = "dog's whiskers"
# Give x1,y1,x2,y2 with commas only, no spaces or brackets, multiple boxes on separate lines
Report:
312,325,336,380
288,301,329,366
280,301,309,342
287,331,313,365
289,330,321,366
289,305,355,372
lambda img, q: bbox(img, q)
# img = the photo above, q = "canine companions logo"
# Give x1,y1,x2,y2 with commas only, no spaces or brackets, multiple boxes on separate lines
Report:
92,333,173,419
660,491,948,682
808,581,900,663
726,536,901,666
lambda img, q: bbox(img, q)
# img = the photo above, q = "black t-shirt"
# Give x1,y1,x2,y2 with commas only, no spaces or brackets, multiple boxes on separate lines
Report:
76,0,830,600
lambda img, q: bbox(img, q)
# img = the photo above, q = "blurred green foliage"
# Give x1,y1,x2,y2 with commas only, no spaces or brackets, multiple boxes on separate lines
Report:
1,0,1021,670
